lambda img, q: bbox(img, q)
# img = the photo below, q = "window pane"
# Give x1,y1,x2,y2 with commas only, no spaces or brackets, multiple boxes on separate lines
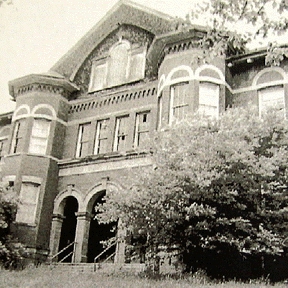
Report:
134,112,150,148
108,43,129,87
0,140,6,160
129,52,145,82
29,119,50,154
259,86,285,114
114,116,129,151
199,82,220,118
170,83,190,123
31,119,50,138
89,63,107,92
11,120,27,153
98,139,108,154
76,123,91,157
94,119,109,155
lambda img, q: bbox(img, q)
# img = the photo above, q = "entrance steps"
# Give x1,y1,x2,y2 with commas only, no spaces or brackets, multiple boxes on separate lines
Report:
49,262,145,274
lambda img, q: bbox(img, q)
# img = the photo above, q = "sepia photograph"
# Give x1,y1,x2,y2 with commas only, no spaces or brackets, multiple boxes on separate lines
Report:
0,0,288,287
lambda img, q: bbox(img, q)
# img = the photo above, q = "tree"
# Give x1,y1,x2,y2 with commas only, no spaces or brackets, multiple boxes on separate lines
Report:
98,107,288,280
0,0,12,7
0,183,25,269
172,0,288,66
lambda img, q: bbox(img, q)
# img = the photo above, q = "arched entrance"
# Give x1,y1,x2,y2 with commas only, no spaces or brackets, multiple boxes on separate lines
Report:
58,196,78,262
87,190,116,263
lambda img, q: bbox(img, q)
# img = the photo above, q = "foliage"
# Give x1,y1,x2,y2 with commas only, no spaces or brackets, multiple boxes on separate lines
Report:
0,0,12,7
0,183,24,269
98,106,288,280
173,0,288,65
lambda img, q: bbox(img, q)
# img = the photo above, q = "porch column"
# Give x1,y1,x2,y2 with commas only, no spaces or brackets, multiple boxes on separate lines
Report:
114,219,126,264
73,212,92,263
48,214,65,262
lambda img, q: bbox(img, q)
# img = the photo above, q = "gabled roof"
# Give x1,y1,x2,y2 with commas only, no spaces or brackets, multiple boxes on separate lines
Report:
50,0,174,81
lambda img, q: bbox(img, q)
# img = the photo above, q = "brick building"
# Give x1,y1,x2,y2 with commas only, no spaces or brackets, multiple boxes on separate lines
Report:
0,0,288,265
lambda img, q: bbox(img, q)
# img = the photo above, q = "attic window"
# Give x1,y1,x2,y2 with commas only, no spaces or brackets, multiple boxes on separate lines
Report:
88,41,146,92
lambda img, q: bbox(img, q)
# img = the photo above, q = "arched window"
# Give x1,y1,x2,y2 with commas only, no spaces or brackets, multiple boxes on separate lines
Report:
29,105,55,155
88,40,146,92
107,42,130,87
254,68,286,117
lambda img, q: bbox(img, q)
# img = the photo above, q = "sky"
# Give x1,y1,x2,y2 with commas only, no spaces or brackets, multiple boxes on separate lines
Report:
0,0,197,114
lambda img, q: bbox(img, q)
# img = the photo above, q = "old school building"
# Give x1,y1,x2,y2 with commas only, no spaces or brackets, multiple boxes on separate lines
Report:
0,0,288,265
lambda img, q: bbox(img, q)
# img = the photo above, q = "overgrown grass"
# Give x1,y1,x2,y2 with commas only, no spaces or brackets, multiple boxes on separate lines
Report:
0,266,287,288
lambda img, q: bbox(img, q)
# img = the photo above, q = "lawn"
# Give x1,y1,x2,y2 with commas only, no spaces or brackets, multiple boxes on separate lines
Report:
0,266,287,288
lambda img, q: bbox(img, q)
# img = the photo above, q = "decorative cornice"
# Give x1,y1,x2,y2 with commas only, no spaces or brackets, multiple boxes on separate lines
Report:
14,83,71,98
9,73,79,100
68,83,157,114
161,36,203,58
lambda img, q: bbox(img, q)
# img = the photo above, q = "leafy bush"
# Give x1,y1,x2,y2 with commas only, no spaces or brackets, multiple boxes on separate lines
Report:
98,106,288,280
0,183,25,269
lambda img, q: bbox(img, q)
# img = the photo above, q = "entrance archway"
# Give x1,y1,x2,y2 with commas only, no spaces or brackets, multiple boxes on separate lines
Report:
87,190,116,263
58,196,78,262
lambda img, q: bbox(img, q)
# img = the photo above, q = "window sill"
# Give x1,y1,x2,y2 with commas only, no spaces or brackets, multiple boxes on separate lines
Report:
15,221,37,228
60,150,151,166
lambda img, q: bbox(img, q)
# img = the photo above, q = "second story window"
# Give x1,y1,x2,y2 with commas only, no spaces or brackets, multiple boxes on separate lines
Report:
134,112,150,148
114,116,129,152
76,123,91,158
169,82,189,124
29,119,50,155
258,85,285,117
94,119,109,155
11,119,27,154
198,82,220,118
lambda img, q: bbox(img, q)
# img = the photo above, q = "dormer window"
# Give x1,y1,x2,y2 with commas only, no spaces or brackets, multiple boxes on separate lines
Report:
89,40,146,92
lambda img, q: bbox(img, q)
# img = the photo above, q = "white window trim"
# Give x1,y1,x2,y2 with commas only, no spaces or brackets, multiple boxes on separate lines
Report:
76,123,91,158
157,94,163,130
